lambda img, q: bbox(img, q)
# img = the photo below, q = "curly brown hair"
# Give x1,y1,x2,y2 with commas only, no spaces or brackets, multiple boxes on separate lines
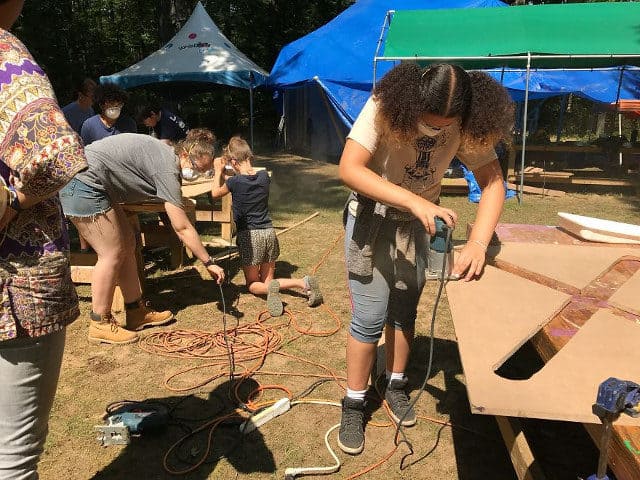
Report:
373,62,514,151
175,127,216,158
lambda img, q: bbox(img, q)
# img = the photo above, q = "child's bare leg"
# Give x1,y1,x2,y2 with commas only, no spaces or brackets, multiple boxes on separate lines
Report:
243,263,274,295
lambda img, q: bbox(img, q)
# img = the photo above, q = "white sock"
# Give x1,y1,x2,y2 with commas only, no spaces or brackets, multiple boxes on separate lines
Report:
346,388,367,401
387,371,405,385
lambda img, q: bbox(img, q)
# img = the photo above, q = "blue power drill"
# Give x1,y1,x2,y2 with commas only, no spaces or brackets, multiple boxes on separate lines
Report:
587,377,640,480
426,216,458,281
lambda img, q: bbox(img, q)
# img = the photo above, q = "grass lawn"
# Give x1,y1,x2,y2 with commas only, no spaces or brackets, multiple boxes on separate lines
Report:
40,154,639,479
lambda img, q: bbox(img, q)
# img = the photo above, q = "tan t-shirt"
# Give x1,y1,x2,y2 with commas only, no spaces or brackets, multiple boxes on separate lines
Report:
347,97,496,203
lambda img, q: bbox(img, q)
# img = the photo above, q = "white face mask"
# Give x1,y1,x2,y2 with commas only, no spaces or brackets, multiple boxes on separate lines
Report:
104,107,122,120
181,167,199,181
417,122,444,138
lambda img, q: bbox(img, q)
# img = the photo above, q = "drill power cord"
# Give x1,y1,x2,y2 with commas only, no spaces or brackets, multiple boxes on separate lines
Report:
284,423,341,480
392,224,454,460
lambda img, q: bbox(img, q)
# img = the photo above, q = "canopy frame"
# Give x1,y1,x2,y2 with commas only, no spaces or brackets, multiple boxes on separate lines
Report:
373,7,640,202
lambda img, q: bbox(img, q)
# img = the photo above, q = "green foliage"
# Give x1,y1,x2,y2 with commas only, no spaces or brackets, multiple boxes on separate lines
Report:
12,0,352,145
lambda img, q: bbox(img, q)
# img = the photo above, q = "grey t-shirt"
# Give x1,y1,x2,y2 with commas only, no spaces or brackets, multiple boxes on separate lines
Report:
76,133,183,207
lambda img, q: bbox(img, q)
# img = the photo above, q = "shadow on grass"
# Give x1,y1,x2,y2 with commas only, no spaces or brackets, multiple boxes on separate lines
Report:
143,258,311,318
405,336,517,480
91,379,276,479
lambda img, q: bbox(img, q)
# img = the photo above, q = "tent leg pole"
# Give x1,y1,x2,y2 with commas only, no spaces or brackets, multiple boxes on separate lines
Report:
249,86,254,150
283,90,287,150
619,113,623,167
519,54,532,204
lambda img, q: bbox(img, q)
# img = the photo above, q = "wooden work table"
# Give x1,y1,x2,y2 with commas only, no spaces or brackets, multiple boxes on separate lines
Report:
69,199,196,312
482,223,640,480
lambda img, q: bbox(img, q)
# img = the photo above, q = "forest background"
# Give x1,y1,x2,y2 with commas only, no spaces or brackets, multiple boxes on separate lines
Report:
11,0,634,150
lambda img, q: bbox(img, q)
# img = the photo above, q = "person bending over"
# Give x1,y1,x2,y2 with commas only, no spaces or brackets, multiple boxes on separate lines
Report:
337,62,514,455
59,132,224,345
211,136,323,316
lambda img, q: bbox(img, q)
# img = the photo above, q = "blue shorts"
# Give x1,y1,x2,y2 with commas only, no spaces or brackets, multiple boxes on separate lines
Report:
345,211,429,344
59,178,112,218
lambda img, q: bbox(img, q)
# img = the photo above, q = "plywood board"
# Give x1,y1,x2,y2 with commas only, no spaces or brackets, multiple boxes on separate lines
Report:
609,269,640,316
492,243,638,290
447,265,640,425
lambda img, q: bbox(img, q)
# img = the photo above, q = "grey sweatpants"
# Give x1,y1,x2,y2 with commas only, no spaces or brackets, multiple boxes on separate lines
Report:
0,330,66,479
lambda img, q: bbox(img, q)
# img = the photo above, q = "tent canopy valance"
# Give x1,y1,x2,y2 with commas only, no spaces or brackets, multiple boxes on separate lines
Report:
381,3,640,69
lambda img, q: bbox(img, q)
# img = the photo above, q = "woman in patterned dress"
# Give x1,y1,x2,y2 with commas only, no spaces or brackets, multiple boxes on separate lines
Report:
0,1,88,477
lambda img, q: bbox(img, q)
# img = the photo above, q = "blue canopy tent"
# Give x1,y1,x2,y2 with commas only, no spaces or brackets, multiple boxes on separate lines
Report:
268,0,506,161
101,2,268,146
270,1,640,164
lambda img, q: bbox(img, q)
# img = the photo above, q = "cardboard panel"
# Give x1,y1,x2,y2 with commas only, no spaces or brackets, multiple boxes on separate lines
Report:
447,268,640,425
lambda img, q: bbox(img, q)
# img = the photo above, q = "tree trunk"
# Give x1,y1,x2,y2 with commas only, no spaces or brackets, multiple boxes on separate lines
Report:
157,0,192,44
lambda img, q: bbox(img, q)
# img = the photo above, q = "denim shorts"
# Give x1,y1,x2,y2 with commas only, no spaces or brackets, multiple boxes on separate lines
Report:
59,178,112,218
345,210,429,344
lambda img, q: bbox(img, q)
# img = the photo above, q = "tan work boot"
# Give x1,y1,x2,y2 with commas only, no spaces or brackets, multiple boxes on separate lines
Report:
88,314,138,345
125,301,174,331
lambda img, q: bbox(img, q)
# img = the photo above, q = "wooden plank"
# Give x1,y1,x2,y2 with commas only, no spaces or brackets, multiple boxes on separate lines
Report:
609,269,640,316
70,265,93,284
506,182,565,197
570,178,636,187
181,179,214,198
69,252,97,266
195,209,232,223
495,416,547,480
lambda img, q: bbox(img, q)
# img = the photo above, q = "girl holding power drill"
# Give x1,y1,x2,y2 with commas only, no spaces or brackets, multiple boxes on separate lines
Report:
337,63,514,454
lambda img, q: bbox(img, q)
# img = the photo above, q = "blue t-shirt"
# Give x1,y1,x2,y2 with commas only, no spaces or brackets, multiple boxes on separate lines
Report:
80,114,137,146
154,109,188,142
225,170,272,231
62,101,94,134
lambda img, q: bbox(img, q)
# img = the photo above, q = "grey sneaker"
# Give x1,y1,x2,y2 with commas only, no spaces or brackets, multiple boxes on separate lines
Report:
304,275,323,307
385,378,417,426
337,397,366,455
267,280,283,317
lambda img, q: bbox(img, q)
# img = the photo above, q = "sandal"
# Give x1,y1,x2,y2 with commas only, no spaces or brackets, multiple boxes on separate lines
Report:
304,275,323,307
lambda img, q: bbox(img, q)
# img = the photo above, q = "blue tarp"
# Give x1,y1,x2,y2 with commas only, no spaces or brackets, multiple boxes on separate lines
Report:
487,67,640,103
269,0,506,159
269,1,640,159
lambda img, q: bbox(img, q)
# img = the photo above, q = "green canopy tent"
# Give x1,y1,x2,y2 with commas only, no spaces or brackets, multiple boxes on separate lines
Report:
374,2,640,200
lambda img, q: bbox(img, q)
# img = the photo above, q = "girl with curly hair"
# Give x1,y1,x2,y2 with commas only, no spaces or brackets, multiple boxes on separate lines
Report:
337,63,514,455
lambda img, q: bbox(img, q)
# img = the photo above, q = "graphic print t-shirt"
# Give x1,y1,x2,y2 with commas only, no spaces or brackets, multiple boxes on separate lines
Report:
347,97,496,203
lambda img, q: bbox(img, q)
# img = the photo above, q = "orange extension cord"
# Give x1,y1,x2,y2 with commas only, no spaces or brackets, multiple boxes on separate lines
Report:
138,230,477,478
